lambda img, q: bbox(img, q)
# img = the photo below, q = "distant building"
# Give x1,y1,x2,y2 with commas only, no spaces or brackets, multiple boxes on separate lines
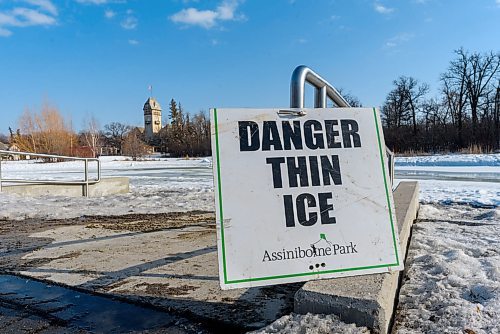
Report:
143,97,162,142
0,143,20,160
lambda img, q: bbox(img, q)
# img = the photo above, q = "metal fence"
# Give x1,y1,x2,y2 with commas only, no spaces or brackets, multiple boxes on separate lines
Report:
0,150,101,197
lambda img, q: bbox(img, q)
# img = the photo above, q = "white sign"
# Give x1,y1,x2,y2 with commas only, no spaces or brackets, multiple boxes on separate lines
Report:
211,108,403,290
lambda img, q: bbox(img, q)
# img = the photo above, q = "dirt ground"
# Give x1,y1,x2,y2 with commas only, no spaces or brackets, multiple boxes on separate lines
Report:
0,211,214,270
0,211,302,332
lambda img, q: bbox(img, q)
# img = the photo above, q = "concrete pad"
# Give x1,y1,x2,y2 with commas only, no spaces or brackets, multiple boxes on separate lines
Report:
15,213,300,330
1,177,129,197
294,181,419,334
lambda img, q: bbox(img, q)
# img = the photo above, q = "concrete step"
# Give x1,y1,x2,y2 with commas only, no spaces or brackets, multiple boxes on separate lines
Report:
294,181,419,334
1,177,129,197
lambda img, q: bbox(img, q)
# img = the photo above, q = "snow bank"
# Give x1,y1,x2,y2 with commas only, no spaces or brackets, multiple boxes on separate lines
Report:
396,153,500,167
393,204,500,333
410,179,500,208
249,313,369,334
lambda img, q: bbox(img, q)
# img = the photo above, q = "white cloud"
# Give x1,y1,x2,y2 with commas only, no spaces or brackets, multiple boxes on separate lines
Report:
121,15,137,29
0,13,19,26
384,33,414,48
23,0,58,16
75,0,109,4
104,9,115,18
216,1,237,20
170,0,244,29
12,7,56,26
170,8,217,28
0,2,57,37
0,27,12,36
128,39,138,45
496,0,500,7
374,2,394,14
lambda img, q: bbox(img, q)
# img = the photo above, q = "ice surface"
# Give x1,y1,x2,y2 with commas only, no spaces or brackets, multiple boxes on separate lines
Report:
0,157,214,220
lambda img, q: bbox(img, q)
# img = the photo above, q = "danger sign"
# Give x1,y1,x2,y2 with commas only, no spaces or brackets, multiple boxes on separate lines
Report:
211,108,403,290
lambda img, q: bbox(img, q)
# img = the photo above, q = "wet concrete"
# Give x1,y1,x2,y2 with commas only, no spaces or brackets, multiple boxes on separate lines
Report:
0,274,210,333
0,212,301,332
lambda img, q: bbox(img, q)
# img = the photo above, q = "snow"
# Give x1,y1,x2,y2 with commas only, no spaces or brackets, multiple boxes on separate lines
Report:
393,204,500,334
0,153,499,333
250,313,369,334
393,153,500,208
1,153,498,221
396,153,500,167
415,180,499,208
0,156,214,220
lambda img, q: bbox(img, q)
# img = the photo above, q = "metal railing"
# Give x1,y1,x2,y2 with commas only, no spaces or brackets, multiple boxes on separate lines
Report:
291,65,350,108
288,65,395,185
0,150,101,197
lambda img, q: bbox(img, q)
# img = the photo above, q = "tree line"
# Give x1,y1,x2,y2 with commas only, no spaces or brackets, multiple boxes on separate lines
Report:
4,99,211,159
154,99,211,157
381,48,499,153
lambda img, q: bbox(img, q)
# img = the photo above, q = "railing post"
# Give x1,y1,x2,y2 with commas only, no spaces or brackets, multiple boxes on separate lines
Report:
387,148,395,187
84,159,89,197
0,153,3,193
96,159,101,183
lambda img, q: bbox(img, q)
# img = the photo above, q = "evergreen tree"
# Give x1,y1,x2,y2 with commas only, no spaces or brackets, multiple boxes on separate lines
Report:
169,99,178,126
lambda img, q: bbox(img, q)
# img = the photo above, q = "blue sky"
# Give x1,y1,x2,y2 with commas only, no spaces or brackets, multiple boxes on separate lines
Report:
0,0,499,133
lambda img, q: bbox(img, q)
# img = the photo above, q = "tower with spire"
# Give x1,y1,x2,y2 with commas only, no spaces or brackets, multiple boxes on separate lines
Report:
143,97,162,142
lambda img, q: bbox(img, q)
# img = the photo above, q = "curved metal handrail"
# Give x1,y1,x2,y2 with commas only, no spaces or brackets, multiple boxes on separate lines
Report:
289,65,395,185
0,150,101,197
290,65,350,108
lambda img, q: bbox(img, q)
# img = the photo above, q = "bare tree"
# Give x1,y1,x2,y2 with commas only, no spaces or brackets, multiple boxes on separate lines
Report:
336,88,363,107
381,76,428,133
396,76,429,135
381,49,499,153
465,51,500,138
14,102,74,156
122,129,149,160
104,122,131,154
82,115,101,158
495,86,500,150
441,49,469,147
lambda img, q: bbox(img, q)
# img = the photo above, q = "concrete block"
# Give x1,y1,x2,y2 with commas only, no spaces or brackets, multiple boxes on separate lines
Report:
1,177,129,197
294,181,419,334
88,177,129,196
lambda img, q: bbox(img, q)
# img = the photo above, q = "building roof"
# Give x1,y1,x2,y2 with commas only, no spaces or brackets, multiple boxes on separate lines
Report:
143,97,162,111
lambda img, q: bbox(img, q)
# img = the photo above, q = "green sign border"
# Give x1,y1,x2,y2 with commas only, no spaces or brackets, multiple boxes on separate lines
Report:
213,107,399,285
